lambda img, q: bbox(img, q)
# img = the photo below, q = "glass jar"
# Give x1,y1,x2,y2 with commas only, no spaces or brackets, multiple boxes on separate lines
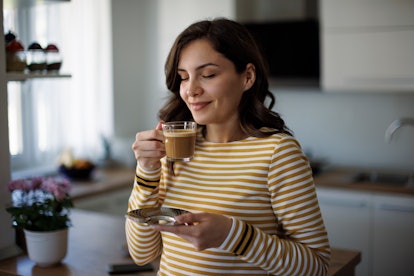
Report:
27,42,47,72
6,40,27,72
45,44,62,72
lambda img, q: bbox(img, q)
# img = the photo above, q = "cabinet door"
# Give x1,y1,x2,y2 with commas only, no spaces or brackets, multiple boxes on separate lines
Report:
322,30,414,91
321,0,414,28
372,193,414,276
316,188,372,276
320,0,414,92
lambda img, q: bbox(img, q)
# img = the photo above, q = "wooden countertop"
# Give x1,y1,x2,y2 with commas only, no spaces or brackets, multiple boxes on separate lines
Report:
0,209,159,276
0,209,359,276
69,166,135,200
314,167,414,196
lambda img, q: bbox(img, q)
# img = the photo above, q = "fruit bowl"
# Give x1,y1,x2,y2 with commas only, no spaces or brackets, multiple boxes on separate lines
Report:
58,160,95,180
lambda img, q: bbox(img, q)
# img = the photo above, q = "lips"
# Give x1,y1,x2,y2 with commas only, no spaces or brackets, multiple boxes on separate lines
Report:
189,102,210,111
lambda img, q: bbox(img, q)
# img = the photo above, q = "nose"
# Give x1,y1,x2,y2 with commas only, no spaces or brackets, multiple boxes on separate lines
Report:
186,79,202,97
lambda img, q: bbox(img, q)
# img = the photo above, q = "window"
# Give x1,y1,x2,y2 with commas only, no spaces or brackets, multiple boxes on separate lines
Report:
4,0,113,177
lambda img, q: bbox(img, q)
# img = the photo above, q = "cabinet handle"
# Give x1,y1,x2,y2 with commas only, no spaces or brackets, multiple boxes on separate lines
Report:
379,204,414,213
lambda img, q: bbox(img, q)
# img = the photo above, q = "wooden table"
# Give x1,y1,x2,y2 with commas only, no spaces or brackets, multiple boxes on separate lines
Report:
0,209,158,276
0,209,360,276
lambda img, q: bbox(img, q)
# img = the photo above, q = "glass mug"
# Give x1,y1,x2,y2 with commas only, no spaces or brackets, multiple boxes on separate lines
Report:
162,121,197,162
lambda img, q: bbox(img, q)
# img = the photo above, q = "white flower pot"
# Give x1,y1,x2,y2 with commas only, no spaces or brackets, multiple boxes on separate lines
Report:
24,228,68,267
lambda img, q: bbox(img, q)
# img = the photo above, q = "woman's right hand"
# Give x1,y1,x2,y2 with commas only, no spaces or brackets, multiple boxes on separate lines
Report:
132,121,165,170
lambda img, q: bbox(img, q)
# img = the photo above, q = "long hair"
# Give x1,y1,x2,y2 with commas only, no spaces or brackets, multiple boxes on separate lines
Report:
159,18,292,137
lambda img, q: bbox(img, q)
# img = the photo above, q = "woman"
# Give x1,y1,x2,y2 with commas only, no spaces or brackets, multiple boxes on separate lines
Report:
126,18,331,275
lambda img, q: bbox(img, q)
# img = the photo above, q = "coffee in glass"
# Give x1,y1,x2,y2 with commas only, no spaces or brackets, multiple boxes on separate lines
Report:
162,121,197,162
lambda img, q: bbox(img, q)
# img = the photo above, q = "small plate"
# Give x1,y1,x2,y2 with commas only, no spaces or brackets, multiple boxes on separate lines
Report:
125,207,189,225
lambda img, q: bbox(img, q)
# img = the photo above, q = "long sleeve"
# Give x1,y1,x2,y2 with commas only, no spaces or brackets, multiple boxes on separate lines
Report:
125,164,163,265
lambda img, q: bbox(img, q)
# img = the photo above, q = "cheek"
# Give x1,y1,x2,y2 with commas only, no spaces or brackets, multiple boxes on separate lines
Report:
179,86,187,101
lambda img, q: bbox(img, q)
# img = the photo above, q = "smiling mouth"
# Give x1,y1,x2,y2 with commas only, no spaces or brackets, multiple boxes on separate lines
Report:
190,102,210,111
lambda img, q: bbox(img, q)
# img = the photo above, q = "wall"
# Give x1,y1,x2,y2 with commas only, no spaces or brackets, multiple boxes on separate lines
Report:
0,0,17,259
111,0,414,172
274,89,414,171
111,0,235,166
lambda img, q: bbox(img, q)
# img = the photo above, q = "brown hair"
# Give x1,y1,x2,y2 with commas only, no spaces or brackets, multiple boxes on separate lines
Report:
159,18,292,137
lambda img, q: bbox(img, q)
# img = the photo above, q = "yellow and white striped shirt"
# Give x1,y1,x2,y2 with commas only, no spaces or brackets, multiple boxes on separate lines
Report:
126,132,331,275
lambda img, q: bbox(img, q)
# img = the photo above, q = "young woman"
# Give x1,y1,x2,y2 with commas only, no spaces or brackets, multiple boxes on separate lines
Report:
126,18,331,275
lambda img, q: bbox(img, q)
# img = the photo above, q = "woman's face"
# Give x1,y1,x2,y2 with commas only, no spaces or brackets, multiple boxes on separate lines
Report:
178,39,252,127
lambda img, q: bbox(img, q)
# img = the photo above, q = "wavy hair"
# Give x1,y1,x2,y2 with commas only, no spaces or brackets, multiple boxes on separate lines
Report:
159,18,292,137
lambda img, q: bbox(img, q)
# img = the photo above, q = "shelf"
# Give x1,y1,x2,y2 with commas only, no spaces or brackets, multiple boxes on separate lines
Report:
4,0,70,10
6,72,72,82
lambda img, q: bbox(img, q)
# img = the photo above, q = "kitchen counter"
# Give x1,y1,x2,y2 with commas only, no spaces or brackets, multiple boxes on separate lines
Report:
0,209,158,276
0,209,360,276
314,167,414,196
69,166,135,200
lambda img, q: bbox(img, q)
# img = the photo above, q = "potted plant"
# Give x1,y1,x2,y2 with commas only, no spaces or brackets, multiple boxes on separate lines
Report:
5,176,74,267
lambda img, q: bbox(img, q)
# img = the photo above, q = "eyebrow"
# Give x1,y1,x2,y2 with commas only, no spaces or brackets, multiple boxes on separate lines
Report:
177,63,219,73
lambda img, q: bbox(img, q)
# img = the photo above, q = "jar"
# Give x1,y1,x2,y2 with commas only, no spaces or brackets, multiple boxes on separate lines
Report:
27,42,47,72
45,44,62,72
6,40,26,72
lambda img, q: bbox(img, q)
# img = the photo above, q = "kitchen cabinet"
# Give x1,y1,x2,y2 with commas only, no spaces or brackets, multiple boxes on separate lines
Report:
372,193,414,276
320,0,414,92
317,186,414,276
317,187,372,276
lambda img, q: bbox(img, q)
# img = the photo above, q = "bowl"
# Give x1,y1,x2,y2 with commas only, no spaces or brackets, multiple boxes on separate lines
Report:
58,164,95,180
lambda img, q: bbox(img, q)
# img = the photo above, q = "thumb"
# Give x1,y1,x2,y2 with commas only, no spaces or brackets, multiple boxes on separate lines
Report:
175,212,200,225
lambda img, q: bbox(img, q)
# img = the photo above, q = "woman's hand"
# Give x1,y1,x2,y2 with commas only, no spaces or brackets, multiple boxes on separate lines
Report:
132,121,165,170
151,212,232,251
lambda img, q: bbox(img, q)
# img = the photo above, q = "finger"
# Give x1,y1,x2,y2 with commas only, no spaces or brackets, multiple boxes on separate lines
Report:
156,121,164,131
175,212,202,225
151,223,191,236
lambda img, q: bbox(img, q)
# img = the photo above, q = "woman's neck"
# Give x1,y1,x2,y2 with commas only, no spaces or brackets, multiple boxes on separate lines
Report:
204,124,248,143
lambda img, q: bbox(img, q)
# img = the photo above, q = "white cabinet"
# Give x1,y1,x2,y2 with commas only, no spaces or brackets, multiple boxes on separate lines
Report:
320,0,414,92
317,186,414,276
372,193,414,276
317,188,372,276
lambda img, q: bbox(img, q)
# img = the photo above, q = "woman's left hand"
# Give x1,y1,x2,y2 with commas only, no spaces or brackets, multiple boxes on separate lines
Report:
151,212,232,251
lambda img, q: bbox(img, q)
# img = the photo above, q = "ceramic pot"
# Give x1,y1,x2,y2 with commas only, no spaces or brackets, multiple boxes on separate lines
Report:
24,228,68,267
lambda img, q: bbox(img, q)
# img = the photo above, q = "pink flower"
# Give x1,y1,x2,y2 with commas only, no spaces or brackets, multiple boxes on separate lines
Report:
31,177,44,189
8,179,33,192
40,177,71,201
6,176,73,231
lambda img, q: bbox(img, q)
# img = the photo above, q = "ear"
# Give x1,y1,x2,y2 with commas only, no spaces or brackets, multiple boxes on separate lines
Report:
243,63,256,91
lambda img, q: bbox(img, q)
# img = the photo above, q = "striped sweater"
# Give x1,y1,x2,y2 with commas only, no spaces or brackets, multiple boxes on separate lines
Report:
126,132,331,275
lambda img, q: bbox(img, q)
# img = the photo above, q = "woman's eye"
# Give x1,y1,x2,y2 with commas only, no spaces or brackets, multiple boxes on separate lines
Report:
202,74,215,79
179,75,188,81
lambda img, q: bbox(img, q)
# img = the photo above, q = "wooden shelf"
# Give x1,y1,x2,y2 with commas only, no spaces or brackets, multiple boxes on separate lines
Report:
6,72,71,82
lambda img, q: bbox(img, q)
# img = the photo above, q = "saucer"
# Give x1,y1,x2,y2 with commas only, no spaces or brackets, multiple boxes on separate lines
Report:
125,207,188,225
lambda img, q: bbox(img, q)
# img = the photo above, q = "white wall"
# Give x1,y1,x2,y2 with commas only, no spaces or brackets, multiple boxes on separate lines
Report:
274,89,414,171
111,0,414,172
111,0,234,166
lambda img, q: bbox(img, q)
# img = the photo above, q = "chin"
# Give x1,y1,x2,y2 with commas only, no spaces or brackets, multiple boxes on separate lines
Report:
193,119,209,126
